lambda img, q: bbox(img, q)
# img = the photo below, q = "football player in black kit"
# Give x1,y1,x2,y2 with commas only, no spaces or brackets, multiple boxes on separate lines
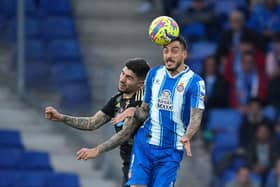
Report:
45,58,150,187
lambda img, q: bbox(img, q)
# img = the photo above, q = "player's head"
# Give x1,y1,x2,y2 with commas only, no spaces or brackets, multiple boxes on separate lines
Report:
162,36,188,74
118,58,150,94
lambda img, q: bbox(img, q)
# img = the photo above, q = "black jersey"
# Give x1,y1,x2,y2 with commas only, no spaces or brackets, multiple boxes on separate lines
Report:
101,89,143,164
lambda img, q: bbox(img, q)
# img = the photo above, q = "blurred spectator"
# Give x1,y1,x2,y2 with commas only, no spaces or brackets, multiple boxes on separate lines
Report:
213,0,248,17
226,166,259,187
274,119,280,143
138,0,154,13
246,125,280,186
265,159,280,187
161,0,179,16
266,33,280,79
216,10,265,60
201,55,229,108
268,58,280,110
239,98,271,149
138,0,178,15
228,51,267,109
176,0,216,38
248,0,280,40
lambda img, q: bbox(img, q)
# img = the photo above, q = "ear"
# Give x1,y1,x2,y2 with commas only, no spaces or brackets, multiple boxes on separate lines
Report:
184,50,188,60
137,80,145,88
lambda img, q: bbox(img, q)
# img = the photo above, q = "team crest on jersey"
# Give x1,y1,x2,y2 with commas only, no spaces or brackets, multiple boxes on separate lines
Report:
158,90,173,111
176,82,185,93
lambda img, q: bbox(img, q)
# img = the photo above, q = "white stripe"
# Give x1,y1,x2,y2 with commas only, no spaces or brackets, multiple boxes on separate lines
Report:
149,67,166,146
173,71,194,149
197,80,205,109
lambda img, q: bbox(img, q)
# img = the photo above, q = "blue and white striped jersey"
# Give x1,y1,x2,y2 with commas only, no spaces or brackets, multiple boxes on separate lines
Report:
142,65,205,150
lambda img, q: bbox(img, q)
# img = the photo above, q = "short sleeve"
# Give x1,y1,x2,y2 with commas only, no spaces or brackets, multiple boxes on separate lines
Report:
190,79,206,109
101,95,117,118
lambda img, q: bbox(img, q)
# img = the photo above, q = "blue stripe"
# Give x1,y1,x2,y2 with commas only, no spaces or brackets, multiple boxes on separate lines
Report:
158,73,167,146
182,76,194,127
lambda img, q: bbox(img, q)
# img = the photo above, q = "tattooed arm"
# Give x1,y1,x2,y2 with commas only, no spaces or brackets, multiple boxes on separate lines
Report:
61,111,111,131
45,106,111,131
184,108,204,140
180,108,204,157
76,103,149,160
97,103,148,153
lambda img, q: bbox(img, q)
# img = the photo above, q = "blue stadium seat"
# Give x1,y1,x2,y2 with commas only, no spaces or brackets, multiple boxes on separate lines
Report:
0,171,22,187
5,17,41,41
59,82,91,108
190,41,217,59
0,130,24,150
207,109,243,133
26,39,44,60
41,0,72,16
52,63,87,83
214,133,239,149
47,40,81,61
19,171,51,187
25,60,51,89
43,17,76,39
18,151,52,171
262,106,277,121
0,149,22,169
181,23,206,41
47,172,80,187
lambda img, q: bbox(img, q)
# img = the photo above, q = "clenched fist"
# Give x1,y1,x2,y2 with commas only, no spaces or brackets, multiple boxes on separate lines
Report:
45,106,63,121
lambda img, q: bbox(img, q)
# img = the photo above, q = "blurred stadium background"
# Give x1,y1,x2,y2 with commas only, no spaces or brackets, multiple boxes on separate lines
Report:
1,0,280,187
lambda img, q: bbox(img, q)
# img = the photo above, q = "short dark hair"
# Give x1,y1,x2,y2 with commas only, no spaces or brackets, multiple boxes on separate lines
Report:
125,58,150,80
171,36,188,50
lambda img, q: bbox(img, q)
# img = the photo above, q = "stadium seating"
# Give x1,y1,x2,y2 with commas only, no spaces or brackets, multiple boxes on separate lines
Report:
18,151,53,171
0,129,81,187
0,130,24,150
42,17,76,39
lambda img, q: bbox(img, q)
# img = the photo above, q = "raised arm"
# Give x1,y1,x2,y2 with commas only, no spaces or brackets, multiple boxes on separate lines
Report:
62,111,111,131
45,106,111,131
76,103,149,160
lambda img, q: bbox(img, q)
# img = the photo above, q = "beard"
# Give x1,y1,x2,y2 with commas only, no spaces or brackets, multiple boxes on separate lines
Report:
164,58,183,73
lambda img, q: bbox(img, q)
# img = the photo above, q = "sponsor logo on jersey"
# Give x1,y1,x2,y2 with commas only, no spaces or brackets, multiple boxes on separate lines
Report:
158,90,173,111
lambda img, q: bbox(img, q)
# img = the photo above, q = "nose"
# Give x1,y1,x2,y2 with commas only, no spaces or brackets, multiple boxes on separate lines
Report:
120,74,126,83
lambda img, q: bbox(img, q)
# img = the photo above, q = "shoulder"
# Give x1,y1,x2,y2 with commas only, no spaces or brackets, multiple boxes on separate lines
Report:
109,92,122,102
189,70,204,83
145,66,165,81
149,66,164,75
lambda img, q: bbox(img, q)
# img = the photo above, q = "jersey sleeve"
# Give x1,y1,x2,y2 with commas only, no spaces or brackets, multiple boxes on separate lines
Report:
190,79,206,109
143,70,152,104
101,95,117,118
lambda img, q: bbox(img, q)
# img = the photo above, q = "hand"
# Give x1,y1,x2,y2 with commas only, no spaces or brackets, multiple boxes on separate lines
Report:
111,107,136,125
180,136,192,157
76,147,100,160
45,106,63,121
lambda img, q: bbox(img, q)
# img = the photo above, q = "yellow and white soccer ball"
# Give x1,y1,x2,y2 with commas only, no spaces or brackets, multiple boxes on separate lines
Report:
148,16,180,46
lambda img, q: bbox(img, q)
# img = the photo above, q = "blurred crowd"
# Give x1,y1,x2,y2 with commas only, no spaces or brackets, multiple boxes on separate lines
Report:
140,0,280,187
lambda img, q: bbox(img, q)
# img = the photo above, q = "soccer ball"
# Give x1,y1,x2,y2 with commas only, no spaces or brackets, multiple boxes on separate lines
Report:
148,16,180,46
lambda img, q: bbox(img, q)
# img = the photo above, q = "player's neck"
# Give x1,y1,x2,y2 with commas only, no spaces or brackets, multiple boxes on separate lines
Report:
168,64,186,77
122,92,135,99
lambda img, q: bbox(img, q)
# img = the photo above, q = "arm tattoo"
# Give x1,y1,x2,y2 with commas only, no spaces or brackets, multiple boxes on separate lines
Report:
62,111,111,131
134,103,149,123
97,116,141,153
185,108,203,140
